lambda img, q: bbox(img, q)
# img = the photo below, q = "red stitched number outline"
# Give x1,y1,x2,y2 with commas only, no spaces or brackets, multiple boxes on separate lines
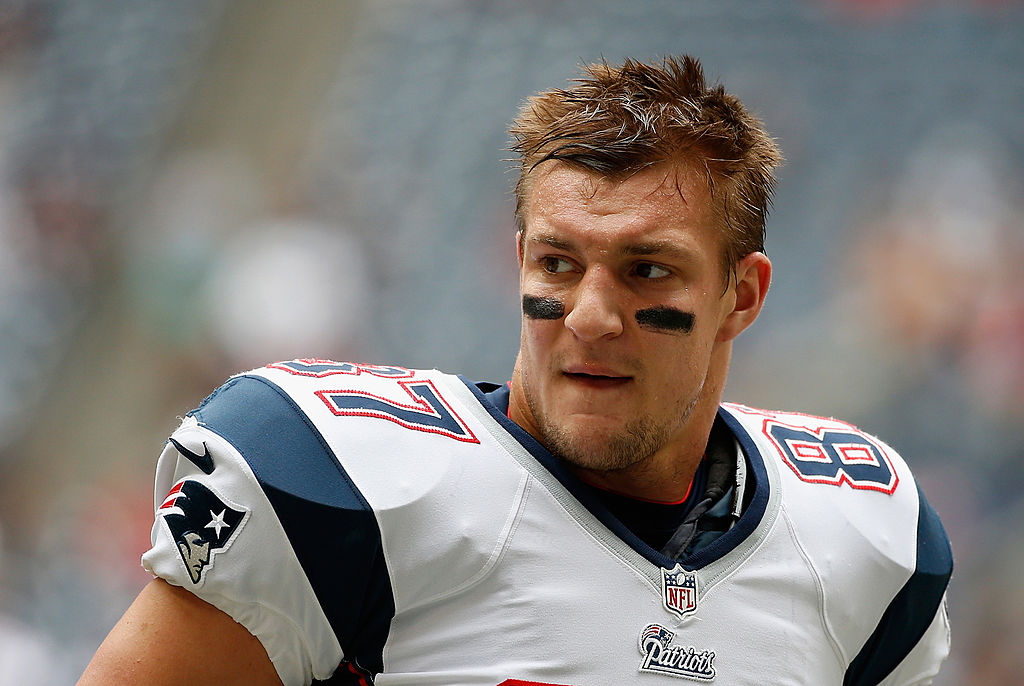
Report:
763,416,898,494
270,359,480,443
728,404,898,494
303,371,479,445
268,358,415,379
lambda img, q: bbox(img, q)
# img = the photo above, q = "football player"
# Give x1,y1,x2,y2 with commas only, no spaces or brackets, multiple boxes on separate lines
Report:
78,55,951,685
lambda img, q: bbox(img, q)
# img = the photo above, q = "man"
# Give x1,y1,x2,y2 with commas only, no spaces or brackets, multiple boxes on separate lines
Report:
79,55,952,685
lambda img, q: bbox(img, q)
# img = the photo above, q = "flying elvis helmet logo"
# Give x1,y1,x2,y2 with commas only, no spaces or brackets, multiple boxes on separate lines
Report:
158,479,248,583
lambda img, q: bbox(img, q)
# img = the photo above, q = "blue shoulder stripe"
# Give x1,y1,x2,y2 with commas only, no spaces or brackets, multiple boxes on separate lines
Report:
843,483,953,686
191,374,395,677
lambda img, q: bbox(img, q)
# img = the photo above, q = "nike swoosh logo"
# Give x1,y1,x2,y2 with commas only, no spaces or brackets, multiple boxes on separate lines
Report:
168,437,215,475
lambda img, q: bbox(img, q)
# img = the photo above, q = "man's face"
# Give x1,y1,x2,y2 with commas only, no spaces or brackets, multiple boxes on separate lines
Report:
178,531,211,583
512,162,740,476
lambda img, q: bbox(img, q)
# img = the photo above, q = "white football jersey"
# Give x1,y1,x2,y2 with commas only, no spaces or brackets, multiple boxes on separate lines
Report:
142,360,952,686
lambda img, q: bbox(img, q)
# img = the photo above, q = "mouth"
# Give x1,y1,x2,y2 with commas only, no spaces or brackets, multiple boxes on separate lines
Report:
562,367,633,389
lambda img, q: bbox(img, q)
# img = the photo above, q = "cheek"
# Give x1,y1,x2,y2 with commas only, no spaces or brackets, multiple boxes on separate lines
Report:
645,318,718,379
523,294,565,320
634,306,695,334
519,315,560,365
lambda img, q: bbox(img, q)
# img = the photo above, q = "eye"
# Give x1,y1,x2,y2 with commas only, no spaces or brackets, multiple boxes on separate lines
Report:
633,262,672,279
541,256,575,274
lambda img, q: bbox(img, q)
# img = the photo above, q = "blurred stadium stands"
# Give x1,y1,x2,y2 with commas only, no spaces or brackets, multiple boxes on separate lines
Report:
0,0,1020,682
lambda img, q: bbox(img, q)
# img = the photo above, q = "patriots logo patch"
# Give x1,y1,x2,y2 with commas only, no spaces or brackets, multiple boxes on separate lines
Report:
638,624,716,681
157,479,248,584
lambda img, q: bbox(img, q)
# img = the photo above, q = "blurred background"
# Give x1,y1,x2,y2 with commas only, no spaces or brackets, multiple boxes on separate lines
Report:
0,0,1020,683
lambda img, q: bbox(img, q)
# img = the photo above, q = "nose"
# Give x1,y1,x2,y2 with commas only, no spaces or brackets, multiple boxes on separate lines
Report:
564,267,624,342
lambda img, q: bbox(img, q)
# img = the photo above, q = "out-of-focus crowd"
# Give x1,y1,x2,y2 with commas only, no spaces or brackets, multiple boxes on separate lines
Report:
0,1,1020,683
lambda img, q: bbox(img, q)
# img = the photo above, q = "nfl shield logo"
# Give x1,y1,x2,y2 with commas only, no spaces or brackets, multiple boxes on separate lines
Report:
662,564,699,619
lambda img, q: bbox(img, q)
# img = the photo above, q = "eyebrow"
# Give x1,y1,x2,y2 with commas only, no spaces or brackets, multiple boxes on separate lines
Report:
622,240,696,260
526,233,700,267
529,234,574,251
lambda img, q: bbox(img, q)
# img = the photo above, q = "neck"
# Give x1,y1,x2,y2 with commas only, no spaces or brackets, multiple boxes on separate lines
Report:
509,343,733,503
568,396,722,502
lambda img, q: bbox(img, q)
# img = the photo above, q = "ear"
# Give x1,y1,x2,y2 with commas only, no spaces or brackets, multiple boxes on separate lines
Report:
716,251,771,343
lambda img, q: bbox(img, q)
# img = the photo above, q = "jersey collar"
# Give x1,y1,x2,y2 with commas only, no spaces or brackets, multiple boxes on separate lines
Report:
464,377,771,571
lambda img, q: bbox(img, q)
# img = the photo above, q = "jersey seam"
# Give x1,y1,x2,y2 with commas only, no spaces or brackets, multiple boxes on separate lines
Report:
394,469,533,612
780,502,848,669
454,376,664,590
406,375,536,610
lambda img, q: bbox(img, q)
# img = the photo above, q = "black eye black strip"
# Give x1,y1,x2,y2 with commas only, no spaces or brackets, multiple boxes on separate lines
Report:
635,306,695,334
522,294,566,320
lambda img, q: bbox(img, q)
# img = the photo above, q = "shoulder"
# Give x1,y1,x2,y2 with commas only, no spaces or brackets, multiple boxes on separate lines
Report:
721,403,904,496
720,402,953,683
192,360,496,505
188,362,443,499
167,359,529,608
143,360,524,683
180,359,519,554
721,402,950,568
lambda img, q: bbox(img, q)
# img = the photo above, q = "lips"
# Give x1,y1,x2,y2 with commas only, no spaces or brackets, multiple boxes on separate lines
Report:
562,364,633,389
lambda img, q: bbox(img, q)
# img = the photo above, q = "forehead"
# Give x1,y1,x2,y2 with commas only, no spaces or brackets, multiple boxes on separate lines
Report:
522,162,717,249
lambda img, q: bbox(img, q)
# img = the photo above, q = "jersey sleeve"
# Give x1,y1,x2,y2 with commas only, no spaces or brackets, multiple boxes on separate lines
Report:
875,598,951,686
843,484,953,685
721,404,954,685
141,374,395,686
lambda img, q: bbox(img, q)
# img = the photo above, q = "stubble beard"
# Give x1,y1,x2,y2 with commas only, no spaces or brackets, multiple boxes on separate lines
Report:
524,377,701,474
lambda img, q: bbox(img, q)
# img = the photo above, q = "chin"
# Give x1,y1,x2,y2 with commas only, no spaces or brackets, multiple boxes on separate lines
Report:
543,418,664,473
